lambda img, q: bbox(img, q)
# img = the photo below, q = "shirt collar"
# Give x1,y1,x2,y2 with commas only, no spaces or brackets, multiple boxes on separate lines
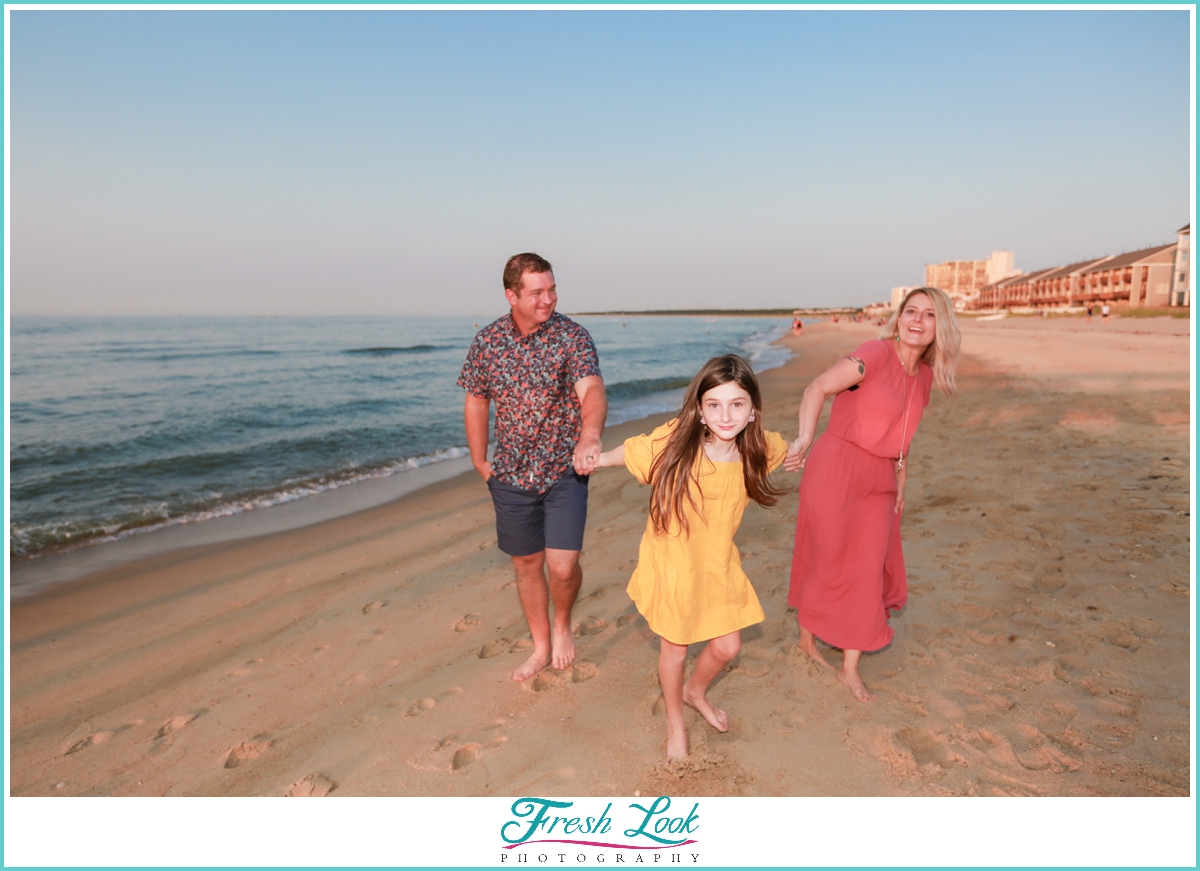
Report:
507,311,557,341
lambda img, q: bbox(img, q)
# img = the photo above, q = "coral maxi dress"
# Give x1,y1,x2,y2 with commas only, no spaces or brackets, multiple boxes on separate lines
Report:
788,339,932,653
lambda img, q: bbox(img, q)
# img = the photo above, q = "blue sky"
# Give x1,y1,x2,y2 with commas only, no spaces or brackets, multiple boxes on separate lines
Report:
9,8,1193,316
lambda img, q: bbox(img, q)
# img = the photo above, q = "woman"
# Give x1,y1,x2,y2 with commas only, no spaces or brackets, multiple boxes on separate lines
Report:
783,288,960,702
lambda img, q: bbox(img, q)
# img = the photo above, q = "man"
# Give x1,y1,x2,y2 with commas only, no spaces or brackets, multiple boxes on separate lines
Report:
457,253,607,682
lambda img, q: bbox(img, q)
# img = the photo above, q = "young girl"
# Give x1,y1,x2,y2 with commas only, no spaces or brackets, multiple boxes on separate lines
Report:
596,355,788,758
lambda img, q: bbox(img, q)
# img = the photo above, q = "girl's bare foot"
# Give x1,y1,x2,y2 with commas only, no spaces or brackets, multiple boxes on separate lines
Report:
511,650,550,682
666,722,689,758
838,667,876,702
682,686,729,732
550,625,576,670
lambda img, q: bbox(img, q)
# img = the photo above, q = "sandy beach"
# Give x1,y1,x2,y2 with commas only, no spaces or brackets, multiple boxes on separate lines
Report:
9,315,1192,799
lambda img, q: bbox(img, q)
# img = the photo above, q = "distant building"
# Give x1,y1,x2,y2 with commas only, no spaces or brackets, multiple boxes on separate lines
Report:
890,286,919,310
1171,224,1190,307
925,251,1017,310
975,236,1183,310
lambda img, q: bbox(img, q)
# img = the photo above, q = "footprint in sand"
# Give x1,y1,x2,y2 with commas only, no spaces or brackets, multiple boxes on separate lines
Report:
453,613,482,632
529,670,565,692
616,613,639,627
225,658,265,677
571,661,599,684
362,601,388,615
147,710,207,756
400,686,463,716
409,720,508,772
356,627,391,647
224,736,274,769
575,616,607,637
64,729,115,756
509,638,533,653
285,773,337,797
478,638,511,659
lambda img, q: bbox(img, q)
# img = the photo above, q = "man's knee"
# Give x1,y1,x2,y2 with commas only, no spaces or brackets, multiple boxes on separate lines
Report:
511,552,545,574
544,549,581,583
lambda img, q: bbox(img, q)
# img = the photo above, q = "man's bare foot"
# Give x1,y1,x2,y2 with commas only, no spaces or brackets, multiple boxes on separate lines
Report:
838,668,876,702
550,625,576,670
682,686,729,732
511,650,550,682
797,636,834,670
666,723,689,758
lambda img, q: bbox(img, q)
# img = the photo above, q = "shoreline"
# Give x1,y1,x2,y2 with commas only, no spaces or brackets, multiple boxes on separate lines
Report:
9,318,1190,805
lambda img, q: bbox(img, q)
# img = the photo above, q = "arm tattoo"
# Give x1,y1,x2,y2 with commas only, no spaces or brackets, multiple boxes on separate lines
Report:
847,355,865,375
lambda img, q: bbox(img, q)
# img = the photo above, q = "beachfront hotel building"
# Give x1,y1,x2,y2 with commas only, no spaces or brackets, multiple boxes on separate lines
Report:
1170,224,1190,307
975,235,1184,310
924,250,1017,310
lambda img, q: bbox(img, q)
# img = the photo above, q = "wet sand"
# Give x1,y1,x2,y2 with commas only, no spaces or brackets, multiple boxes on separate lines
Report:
10,315,1191,800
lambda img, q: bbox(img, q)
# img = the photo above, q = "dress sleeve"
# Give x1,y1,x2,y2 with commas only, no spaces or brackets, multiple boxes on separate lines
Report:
764,430,789,471
623,422,675,484
921,365,934,408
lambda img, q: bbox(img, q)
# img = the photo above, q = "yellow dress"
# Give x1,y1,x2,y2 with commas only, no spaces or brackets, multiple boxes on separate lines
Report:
624,421,788,646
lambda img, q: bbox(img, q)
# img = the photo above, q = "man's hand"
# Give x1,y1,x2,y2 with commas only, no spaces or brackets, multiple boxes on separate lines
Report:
463,392,493,482
573,435,602,476
573,375,607,476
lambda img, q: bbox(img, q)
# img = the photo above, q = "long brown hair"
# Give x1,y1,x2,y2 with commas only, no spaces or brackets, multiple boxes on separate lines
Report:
648,355,786,536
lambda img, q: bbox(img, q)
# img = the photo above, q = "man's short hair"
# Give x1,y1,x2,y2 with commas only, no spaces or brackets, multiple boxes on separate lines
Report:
503,253,553,295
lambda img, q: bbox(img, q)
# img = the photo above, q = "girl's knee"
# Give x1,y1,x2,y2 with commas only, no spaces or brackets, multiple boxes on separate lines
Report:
711,633,740,661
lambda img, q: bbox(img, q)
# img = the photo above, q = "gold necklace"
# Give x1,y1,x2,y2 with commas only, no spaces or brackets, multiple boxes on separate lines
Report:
896,361,917,472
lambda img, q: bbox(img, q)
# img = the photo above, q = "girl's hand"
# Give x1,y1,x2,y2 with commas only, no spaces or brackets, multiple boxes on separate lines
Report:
783,437,810,472
595,445,626,468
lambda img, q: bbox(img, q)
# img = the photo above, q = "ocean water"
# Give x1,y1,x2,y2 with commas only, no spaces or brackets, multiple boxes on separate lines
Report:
9,314,792,560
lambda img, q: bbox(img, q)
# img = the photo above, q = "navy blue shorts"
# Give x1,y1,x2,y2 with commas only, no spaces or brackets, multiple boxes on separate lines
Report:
487,472,590,557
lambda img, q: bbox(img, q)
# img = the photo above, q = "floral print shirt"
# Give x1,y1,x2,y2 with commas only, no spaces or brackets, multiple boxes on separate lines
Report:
458,312,602,494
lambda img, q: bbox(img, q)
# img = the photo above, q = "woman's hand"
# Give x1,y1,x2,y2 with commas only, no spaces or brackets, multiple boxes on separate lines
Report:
783,436,811,472
894,462,907,514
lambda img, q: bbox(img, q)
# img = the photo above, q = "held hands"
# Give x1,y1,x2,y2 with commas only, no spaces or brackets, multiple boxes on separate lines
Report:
783,436,811,472
573,436,603,476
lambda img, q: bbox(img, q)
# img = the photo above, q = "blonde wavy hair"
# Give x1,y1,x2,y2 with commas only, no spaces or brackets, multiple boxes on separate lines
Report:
880,287,961,396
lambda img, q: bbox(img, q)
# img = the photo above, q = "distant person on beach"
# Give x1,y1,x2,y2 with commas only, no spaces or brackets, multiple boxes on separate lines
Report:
458,253,608,682
1101,303,1111,322
792,317,803,335
784,287,960,702
595,355,787,757
1087,306,1093,323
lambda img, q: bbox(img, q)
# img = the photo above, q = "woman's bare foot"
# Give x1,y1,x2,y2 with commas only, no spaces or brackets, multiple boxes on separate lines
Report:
838,667,876,702
682,686,729,732
666,722,689,759
550,625,576,670
511,650,550,682
797,635,834,670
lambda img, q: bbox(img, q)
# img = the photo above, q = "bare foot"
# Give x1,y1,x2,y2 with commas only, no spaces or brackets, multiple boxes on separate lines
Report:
797,636,834,670
550,625,576,670
682,686,729,732
666,723,688,759
838,668,876,702
511,650,550,682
